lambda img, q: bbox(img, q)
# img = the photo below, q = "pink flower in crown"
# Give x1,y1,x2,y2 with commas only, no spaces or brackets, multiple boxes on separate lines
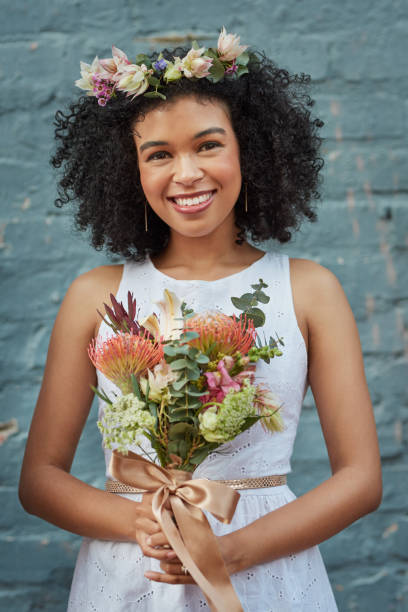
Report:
75,56,110,94
181,47,213,78
99,45,130,76
217,26,248,62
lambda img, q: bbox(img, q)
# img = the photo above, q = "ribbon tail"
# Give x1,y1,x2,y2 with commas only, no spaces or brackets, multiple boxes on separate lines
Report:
163,496,243,612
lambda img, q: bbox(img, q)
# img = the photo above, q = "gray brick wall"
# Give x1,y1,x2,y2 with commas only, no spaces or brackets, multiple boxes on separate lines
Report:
1,1,407,609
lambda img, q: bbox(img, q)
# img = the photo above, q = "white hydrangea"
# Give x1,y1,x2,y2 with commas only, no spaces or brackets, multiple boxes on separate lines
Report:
98,393,155,454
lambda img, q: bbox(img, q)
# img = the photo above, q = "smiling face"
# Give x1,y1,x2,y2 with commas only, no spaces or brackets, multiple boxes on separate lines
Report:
133,95,242,240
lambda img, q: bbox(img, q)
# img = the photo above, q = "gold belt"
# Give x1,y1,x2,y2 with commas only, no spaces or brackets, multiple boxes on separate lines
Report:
105,474,287,494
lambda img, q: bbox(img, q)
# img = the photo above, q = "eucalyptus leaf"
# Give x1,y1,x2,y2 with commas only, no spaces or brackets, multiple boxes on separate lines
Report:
230,297,247,310
195,353,209,364
255,291,270,304
246,307,266,328
168,441,179,455
170,358,188,370
180,331,199,341
185,387,205,397
164,345,178,356
172,377,188,391
178,439,188,460
168,422,195,439
170,390,184,398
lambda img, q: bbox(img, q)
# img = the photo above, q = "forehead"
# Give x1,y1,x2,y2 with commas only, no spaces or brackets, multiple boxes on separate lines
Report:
133,96,233,141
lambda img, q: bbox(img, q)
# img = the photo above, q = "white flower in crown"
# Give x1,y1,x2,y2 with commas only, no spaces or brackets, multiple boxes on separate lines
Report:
180,47,213,79
217,26,248,62
75,56,110,94
114,63,150,98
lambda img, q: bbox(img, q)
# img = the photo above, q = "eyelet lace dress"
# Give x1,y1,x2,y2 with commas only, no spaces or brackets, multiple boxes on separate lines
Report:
67,251,339,611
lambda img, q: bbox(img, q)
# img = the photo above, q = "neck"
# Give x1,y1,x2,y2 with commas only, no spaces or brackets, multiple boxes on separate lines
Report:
151,221,264,280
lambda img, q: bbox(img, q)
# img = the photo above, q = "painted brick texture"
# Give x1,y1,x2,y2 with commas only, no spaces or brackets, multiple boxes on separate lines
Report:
1,1,407,609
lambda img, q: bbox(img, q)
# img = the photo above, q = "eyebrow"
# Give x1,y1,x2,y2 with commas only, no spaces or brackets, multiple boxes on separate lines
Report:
139,127,227,153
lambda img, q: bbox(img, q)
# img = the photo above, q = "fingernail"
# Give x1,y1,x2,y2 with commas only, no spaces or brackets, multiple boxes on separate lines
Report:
147,537,152,545
167,551,176,558
144,571,153,579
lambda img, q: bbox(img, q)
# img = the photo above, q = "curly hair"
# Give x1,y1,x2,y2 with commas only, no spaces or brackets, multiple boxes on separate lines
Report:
51,48,324,261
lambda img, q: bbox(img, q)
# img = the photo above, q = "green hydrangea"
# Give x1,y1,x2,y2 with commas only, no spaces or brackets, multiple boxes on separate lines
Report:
198,382,257,443
97,393,155,454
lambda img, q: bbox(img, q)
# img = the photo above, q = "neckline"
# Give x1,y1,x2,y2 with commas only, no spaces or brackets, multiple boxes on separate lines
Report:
147,251,268,284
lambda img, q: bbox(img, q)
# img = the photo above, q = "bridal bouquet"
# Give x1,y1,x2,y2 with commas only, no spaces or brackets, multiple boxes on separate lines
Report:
89,279,284,472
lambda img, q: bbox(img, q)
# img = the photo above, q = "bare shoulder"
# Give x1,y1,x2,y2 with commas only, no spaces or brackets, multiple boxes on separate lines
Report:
289,258,352,347
61,264,124,337
290,257,342,289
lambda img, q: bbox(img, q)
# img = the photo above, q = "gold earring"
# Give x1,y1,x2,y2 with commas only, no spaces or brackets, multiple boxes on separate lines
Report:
144,200,148,232
244,183,248,213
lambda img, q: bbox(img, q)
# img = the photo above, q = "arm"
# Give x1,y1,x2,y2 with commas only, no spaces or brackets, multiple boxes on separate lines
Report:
19,268,175,562
219,260,382,573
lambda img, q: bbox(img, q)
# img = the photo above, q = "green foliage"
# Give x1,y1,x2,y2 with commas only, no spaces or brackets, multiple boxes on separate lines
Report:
208,58,225,83
230,278,270,328
144,91,166,100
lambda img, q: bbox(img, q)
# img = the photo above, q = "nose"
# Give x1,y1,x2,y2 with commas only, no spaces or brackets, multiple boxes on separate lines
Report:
173,154,204,185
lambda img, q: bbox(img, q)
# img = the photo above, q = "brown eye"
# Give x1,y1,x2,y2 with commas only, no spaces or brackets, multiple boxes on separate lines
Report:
199,141,222,152
147,151,170,161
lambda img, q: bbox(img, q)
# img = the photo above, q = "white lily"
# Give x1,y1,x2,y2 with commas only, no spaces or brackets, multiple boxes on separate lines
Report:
140,289,184,341
139,361,179,402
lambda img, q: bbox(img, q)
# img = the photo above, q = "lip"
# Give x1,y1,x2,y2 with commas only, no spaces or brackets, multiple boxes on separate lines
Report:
168,190,216,215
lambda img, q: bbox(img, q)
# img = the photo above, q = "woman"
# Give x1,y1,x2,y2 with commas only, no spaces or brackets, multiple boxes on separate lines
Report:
19,29,382,611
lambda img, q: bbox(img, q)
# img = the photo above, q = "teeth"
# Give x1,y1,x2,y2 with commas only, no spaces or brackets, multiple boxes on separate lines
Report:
173,192,213,206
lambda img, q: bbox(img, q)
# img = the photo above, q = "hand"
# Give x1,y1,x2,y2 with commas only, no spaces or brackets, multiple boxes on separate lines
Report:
135,493,177,562
145,554,196,585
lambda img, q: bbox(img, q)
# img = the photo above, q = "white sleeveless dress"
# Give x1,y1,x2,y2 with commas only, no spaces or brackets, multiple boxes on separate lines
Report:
67,251,339,611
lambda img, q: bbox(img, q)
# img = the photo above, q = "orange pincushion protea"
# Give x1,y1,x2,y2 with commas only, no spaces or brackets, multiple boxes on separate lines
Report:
88,331,163,394
186,310,256,359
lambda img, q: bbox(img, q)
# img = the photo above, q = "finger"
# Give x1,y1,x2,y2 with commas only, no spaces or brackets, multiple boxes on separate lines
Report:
147,532,173,548
160,557,182,568
144,570,195,585
136,518,161,536
160,560,184,574
141,540,176,561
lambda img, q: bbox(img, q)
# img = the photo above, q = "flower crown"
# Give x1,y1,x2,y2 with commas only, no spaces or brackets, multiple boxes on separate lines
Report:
75,27,252,106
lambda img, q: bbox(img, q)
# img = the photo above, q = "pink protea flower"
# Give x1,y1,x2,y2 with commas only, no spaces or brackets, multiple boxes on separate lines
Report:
180,47,213,78
186,310,256,359
217,27,248,62
99,45,130,76
88,331,164,394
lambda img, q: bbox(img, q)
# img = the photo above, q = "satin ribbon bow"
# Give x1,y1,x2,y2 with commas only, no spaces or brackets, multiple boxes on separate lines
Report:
109,450,243,612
